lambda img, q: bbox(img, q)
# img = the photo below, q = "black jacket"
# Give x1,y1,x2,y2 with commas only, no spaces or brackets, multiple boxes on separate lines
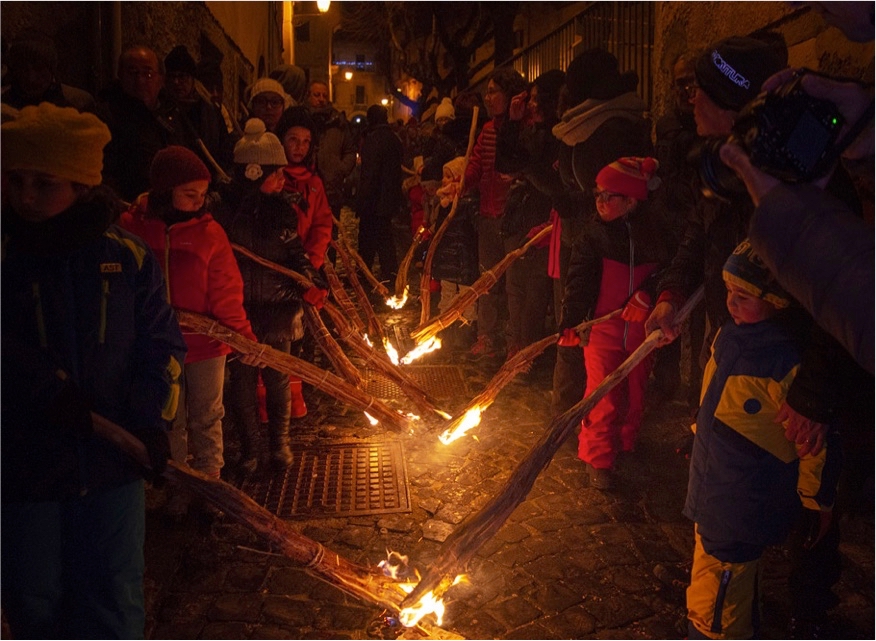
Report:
356,123,404,220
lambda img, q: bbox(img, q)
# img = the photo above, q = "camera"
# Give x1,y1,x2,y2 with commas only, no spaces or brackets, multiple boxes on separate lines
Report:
694,73,846,201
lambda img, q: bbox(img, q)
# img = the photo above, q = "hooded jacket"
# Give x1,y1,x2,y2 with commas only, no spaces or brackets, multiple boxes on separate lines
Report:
119,194,256,362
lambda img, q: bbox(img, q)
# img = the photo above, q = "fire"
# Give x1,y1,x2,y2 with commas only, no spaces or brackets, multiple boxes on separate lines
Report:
439,407,483,444
386,286,409,309
400,336,442,364
383,338,400,365
364,412,379,425
378,550,465,628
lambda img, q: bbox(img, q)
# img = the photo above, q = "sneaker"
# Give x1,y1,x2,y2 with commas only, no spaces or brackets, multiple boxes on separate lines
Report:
466,335,496,361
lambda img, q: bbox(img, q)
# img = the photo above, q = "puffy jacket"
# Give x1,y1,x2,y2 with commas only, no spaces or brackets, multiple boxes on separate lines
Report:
2,191,187,502
464,118,515,219
560,199,675,349
119,195,256,362
684,318,840,556
215,184,324,343
431,194,480,286
283,164,334,269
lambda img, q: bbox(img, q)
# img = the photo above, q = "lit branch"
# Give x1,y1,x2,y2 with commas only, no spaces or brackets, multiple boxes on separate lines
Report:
332,217,390,298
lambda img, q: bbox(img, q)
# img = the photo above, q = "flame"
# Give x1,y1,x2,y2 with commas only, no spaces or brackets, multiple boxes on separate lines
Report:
400,336,442,364
386,286,409,309
378,550,465,628
439,407,483,444
383,338,400,365
363,334,373,347
364,412,379,425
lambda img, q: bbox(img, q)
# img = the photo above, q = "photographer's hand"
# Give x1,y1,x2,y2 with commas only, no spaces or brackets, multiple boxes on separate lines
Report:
508,91,528,122
718,143,782,206
763,68,874,159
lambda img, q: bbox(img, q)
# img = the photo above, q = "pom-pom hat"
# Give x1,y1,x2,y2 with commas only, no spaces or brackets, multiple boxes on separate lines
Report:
595,157,660,201
722,238,790,308
149,145,211,193
233,118,288,180
1,102,111,186
435,97,455,121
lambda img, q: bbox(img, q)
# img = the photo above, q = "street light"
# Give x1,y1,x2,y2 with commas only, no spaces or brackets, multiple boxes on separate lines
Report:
344,70,353,81
380,97,389,106
317,0,331,12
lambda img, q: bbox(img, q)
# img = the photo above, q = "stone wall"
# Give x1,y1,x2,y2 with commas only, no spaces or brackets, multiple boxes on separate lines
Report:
652,1,874,124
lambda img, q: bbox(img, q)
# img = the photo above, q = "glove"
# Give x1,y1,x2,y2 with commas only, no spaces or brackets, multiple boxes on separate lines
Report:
622,290,652,323
525,224,551,248
557,328,580,347
47,381,93,437
135,428,170,486
303,286,328,309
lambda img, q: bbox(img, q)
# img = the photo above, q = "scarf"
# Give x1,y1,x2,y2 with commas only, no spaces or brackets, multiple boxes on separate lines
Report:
551,92,647,146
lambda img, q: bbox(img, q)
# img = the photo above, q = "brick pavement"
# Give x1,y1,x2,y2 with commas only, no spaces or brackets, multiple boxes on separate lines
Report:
144,304,874,639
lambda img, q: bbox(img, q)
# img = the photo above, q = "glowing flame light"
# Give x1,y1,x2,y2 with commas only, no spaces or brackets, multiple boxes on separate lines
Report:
399,589,446,627
363,334,373,347
379,550,464,628
439,407,483,444
386,287,409,309
383,338,400,365
400,336,442,364
364,412,379,425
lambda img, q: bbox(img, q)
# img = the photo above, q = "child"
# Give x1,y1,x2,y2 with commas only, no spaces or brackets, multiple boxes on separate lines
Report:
216,118,326,473
684,239,839,640
119,145,258,517
431,156,480,349
557,157,674,490
1,103,187,637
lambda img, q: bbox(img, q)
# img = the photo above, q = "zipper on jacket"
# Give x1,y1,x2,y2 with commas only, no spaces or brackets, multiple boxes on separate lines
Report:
163,228,173,302
99,278,110,344
624,218,634,350
32,282,48,348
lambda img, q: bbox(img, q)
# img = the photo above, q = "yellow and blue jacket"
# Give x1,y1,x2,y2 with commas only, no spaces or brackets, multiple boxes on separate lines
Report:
683,317,840,556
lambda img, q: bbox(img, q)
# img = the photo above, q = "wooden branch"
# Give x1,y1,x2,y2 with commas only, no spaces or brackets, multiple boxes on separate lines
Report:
419,106,480,326
412,225,552,343
233,243,440,417
394,226,430,301
89,412,408,612
331,239,387,345
332,218,390,298
324,260,367,333
402,287,705,607
176,311,408,431
303,305,362,388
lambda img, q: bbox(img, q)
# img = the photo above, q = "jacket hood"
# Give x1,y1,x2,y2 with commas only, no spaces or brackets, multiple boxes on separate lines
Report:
552,92,647,146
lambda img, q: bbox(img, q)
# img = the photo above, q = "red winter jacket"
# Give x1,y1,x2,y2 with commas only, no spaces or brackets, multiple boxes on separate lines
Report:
283,164,334,269
464,118,515,219
119,195,257,363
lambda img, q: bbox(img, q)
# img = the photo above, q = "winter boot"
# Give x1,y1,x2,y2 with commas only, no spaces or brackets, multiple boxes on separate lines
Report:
270,421,294,467
290,378,307,418
238,413,266,476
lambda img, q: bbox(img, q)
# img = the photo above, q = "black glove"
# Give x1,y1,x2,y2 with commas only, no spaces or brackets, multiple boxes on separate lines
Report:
133,428,171,486
47,381,93,437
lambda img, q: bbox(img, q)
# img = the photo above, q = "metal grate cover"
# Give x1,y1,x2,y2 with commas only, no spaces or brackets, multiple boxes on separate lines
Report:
363,364,468,400
242,440,410,518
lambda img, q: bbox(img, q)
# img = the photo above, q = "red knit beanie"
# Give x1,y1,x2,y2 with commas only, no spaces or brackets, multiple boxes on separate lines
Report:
595,156,660,201
149,145,211,193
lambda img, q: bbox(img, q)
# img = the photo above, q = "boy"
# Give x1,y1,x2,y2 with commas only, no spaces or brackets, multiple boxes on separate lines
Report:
684,239,839,639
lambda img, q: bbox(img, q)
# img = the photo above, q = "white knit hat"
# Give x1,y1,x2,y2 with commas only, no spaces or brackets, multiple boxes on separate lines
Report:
435,97,455,121
233,119,288,180
246,78,294,110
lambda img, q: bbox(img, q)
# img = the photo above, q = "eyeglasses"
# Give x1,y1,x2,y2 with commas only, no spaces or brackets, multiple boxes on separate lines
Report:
252,96,285,109
593,189,626,202
681,83,700,100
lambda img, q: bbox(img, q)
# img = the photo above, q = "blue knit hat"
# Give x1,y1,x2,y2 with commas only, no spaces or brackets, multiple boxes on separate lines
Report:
722,239,790,308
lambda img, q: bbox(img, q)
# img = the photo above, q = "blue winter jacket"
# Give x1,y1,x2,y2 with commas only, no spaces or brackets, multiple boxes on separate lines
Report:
684,317,840,560
1,193,187,502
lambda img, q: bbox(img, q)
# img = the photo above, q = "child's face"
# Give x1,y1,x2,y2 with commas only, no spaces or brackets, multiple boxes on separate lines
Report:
171,180,209,212
283,126,312,165
3,169,81,222
594,186,636,222
725,281,776,325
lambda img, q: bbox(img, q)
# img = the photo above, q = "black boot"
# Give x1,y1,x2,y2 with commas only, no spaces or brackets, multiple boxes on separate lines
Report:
239,415,266,476
270,421,293,468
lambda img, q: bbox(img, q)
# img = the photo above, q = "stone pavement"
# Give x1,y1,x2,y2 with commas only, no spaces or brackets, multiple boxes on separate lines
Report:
143,299,874,640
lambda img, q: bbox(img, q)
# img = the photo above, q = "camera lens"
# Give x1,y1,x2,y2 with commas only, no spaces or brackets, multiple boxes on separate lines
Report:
691,137,749,202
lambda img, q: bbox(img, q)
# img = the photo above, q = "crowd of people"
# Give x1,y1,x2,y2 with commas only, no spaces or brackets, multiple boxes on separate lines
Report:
1,2,873,637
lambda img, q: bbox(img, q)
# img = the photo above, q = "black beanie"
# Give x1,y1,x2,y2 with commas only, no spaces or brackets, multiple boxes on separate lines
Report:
165,45,197,77
694,36,786,112
564,48,632,105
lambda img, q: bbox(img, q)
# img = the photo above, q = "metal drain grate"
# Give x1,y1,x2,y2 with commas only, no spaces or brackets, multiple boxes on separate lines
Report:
363,364,468,400
241,440,410,518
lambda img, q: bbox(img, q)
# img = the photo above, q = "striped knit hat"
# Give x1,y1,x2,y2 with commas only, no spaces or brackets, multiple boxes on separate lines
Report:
722,238,790,308
595,156,660,201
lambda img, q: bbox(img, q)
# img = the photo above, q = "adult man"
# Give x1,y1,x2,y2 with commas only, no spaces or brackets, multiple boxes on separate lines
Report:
306,80,357,218
96,44,193,202
163,45,233,174
355,104,404,284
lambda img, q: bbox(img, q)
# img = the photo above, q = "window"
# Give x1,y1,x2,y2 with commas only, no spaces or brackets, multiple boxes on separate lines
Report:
355,85,365,105
295,22,310,42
